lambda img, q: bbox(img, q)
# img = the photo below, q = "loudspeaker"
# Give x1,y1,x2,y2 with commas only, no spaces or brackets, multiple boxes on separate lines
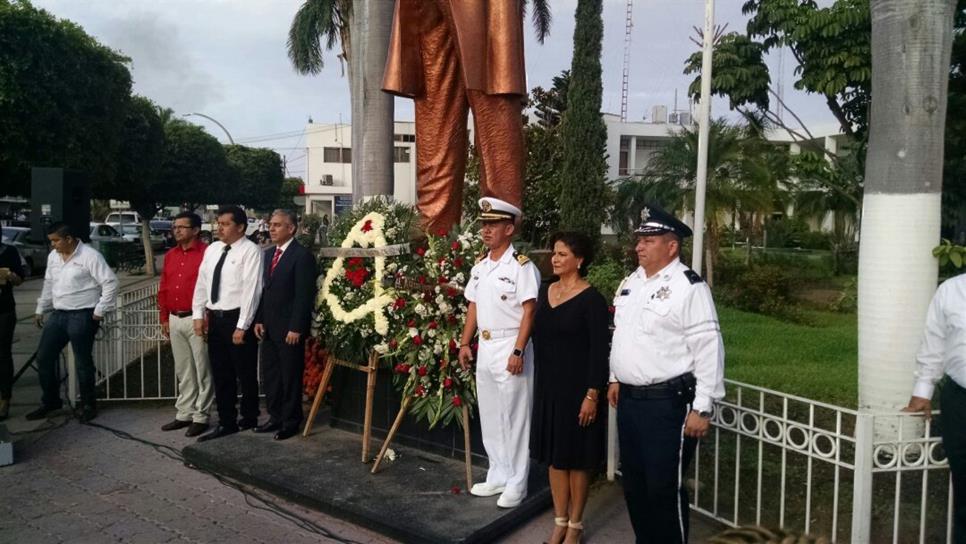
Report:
31,168,91,242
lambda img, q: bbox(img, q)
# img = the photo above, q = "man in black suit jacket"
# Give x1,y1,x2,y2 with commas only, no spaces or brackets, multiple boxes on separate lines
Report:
253,209,317,440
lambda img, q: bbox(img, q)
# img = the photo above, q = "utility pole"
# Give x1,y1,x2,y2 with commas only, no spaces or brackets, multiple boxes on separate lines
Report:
691,0,715,276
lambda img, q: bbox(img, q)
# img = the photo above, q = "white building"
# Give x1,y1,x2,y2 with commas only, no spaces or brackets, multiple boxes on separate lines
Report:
302,121,418,219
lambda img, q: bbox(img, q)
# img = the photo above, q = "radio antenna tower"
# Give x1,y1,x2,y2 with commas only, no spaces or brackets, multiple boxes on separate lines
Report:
620,0,633,122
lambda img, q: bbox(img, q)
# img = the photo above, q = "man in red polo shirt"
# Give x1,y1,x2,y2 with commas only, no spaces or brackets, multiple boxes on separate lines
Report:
158,212,211,437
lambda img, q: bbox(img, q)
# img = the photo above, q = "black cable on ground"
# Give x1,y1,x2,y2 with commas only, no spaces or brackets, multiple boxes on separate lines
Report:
37,418,366,544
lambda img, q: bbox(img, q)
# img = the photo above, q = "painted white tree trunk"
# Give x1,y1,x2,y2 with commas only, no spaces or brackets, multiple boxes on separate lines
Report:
349,0,394,202
858,0,956,417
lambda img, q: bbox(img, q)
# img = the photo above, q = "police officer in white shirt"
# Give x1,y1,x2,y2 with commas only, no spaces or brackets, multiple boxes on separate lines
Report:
459,197,541,509
607,205,725,544
27,222,118,423
192,206,264,442
904,273,966,541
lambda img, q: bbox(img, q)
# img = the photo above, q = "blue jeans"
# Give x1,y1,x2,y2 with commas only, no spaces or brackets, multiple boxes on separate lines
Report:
36,309,100,408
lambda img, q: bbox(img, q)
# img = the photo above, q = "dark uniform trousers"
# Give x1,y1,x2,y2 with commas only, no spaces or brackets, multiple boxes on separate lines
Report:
618,377,698,544
207,309,259,428
942,378,966,543
259,333,304,431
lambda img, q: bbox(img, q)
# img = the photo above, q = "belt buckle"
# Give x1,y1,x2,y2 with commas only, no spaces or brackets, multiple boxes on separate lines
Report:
481,329,491,340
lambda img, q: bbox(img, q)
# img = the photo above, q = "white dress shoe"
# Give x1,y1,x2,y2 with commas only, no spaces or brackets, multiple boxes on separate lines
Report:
470,482,506,497
496,491,525,508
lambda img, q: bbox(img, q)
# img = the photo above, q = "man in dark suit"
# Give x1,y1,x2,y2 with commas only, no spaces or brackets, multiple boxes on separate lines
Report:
253,209,317,440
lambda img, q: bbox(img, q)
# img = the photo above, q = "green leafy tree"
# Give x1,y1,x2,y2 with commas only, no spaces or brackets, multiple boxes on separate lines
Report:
0,0,132,195
943,0,966,242
224,145,285,211
557,0,608,248
109,96,165,274
159,122,230,210
277,177,305,209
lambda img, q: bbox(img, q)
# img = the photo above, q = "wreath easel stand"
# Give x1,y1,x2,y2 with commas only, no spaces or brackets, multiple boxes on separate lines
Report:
303,351,379,463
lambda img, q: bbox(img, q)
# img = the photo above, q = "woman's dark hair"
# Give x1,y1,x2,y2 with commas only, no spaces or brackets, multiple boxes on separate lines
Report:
549,231,594,277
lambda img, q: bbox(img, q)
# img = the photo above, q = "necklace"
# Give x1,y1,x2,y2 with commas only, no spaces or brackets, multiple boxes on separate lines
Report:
552,279,582,302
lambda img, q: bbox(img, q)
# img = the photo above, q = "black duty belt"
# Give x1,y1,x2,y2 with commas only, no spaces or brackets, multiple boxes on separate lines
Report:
621,373,696,401
170,311,192,318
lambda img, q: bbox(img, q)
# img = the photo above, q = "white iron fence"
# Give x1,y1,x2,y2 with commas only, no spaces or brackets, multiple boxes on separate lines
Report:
607,380,954,543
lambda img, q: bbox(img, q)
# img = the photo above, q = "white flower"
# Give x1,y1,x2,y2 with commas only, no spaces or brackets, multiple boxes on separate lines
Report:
455,273,465,283
408,327,418,337
427,329,436,338
374,343,389,354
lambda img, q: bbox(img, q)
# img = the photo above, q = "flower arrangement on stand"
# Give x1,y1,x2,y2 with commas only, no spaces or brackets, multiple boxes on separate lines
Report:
312,199,484,429
302,337,328,398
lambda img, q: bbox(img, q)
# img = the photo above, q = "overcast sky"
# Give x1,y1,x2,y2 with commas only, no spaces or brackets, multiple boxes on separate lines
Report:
34,0,836,180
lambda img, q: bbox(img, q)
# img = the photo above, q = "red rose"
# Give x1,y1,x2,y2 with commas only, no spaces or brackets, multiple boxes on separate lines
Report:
436,228,448,237
407,319,416,327
393,298,406,309
389,338,399,349
394,363,410,374
348,257,363,267
452,395,462,407
438,276,449,284
428,321,438,330
417,366,428,376
418,275,426,284
414,385,426,396
361,220,373,232
412,335,423,346
449,339,458,351
453,258,463,268
443,378,453,389
416,247,426,257
451,241,460,251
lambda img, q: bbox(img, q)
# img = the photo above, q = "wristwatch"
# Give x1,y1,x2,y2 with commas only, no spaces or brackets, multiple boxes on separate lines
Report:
697,410,713,419
511,347,524,357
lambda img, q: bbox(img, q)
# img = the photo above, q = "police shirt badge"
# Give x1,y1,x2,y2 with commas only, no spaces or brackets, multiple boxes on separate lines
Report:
655,286,671,300
640,207,651,221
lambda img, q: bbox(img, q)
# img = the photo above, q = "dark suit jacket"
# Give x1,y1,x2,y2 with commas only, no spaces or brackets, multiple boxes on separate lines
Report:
255,239,317,342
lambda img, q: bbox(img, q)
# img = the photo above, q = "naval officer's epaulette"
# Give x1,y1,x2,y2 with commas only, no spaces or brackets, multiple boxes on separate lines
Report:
513,251,530,265
684,269,704,284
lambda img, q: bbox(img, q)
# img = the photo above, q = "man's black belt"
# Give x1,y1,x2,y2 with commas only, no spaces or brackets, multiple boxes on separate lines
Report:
170,310,192,318
207,308,240,318
621,373,696,401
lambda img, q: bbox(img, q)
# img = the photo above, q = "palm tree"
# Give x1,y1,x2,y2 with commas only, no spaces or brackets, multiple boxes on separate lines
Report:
858,0,956,418
640,118,788,283
286,0,351,77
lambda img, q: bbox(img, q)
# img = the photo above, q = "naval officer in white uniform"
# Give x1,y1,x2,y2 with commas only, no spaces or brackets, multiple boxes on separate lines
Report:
607,204,725,543
459,197,541,508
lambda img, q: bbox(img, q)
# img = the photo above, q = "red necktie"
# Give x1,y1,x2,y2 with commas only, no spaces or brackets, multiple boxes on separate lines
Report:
270,248,282,275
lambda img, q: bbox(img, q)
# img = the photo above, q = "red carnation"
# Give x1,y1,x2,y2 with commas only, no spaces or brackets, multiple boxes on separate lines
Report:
412,335,423,346
393,298,406,310
436,228,448,237
361,220,373,232
451,241,460,251
443,378,453,389
416,247,426,257
394,363,410,374
348,257,363,267
428,321,438,330
414,385,426,396
417,366,428,377
449,339,458,351
453,258,464,268
388,338,399,349
452,395,462,407
438,276,449,284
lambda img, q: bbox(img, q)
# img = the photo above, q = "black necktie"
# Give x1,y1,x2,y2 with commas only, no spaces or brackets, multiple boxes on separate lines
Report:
211,244,231,304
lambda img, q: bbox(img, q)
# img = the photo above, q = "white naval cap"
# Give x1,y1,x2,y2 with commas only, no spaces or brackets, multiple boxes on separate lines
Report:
478,197,522,222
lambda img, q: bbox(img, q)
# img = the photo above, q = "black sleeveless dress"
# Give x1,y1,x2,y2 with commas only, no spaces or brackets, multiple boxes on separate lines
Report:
530,283,610,470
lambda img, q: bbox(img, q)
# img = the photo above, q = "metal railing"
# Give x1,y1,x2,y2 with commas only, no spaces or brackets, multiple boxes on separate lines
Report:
607,380,953,543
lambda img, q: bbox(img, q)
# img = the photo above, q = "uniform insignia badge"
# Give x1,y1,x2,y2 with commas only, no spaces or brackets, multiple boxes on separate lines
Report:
498,276,515,285
656,286,671,300
620,289,630,296
481,200,493,212
640,207,651,221
513,252,530,265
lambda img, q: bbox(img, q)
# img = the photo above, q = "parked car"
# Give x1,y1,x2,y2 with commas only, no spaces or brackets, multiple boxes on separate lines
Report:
104,211,142,227
1,226,48,277
150,219,176,248
117,223,164,251
89,222,127,251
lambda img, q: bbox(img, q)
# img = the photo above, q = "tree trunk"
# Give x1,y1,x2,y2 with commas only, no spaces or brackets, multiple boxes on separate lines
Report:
349,0,394,202
139,218,156,276
858,0,955,415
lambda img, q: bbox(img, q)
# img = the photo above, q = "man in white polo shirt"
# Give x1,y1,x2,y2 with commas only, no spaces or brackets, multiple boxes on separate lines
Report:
28,222,118,423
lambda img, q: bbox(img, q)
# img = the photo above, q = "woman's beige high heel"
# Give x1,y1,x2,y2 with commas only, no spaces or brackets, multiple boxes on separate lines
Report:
545,516,569,544
565,520,584,544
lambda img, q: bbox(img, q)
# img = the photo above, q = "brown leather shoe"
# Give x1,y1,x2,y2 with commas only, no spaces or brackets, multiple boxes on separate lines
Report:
161,419,192,431
185,422,209,437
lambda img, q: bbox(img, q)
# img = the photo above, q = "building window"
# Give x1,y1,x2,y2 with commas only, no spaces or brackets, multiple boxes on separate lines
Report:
393,134,416,143
323,147,352,163
393,146,411,163
618,136,630,176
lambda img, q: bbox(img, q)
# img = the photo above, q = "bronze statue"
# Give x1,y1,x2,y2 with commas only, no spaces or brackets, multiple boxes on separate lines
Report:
383,0,527,233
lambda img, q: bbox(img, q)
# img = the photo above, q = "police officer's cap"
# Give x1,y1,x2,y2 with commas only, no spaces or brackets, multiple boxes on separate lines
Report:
479,197,521,223
634,204,693,238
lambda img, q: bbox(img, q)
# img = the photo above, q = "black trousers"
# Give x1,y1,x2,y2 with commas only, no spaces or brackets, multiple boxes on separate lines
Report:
207,310,259,428
0,310,14,400
259,333,305,431
618,386,698,544
943,378,966,544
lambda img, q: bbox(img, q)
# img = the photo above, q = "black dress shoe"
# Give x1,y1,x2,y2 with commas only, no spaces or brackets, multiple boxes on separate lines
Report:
253,421,281,434
273,428,298,441
76,405,97,423
197,425,238,442
237,418,258,430
185,422,209,437
161,419,192,431
25,405,61,421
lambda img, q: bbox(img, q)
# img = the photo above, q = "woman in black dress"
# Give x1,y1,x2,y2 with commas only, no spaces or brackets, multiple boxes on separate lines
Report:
531,231,610,544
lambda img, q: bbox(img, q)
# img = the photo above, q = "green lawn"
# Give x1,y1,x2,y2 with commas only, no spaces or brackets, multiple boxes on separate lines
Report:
719,305,858,407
